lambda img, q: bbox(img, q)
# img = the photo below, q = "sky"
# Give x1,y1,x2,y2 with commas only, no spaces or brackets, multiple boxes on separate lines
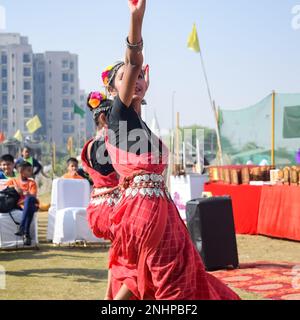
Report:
0,0,300,131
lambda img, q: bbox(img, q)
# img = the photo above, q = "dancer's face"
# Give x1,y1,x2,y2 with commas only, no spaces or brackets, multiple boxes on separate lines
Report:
110,65,148,101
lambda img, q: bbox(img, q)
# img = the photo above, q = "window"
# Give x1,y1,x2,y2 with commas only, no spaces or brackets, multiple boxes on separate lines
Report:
2,95,8,105
23,53,31,63
63,99,70,108
63,112,69,121
24,94,32,104
23,67,31,77
23,81,31,91
70,74,74,83
62,84,69,95
49,72,52,78
1,82,7,92
70,61,74,70
2,108,8,119
62,73,69,82
2,122,8,132
62,60,69,69
1,53,7,64
63,112,74,121
63,125,74,134
24,108,32,118
1,68,7,78
70,87,75,95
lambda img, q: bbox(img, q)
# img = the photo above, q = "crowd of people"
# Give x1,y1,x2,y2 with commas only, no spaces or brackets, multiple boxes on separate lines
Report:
0,147,91,246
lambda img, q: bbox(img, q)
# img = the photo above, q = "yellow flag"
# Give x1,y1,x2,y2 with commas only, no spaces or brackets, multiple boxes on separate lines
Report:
26,115,42,134
187,24,200,53
14,130,23,142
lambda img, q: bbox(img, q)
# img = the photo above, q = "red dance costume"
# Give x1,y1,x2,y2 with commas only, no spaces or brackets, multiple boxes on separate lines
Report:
81,139,120,241
106,96,240,300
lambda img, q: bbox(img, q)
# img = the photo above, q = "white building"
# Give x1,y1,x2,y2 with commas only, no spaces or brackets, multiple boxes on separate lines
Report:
34,51,83,149
0,33,34,138
80,90,95,141
1,33,86,151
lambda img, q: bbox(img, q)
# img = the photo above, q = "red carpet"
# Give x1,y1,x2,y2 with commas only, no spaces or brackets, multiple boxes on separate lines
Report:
211,262,300,300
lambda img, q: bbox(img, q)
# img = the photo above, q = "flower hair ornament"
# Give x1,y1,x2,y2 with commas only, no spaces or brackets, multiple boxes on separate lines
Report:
101,61,125,87
87,91,112,120
88,91,107,109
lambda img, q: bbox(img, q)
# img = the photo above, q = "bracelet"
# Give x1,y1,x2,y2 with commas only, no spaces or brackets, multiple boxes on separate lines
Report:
126,37,144,51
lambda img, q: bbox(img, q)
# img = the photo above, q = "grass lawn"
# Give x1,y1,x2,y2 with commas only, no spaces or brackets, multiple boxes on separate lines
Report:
0,193,299,300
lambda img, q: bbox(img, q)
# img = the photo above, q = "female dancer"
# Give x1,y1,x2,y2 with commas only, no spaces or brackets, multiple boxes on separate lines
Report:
104,0,240,300
81,92,120,300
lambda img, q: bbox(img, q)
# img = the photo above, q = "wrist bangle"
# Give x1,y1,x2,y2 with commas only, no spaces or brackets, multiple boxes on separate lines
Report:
126,37,144,51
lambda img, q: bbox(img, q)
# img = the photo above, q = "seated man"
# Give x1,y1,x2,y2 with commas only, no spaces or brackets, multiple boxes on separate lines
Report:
62,158,85,180
6,162,39,246
0,154,17,180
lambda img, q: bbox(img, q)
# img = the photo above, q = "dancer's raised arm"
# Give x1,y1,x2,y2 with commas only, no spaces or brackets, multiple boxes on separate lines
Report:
118,0,146,107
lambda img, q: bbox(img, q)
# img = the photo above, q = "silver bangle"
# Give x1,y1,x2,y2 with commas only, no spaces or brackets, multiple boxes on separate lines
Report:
126,37,143,51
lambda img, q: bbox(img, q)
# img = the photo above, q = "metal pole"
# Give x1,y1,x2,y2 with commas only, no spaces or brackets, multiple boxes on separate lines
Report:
198,52,223,165
172,91,176,137
271,91,276,167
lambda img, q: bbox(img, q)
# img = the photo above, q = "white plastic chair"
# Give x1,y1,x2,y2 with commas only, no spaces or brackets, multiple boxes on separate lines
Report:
0,210,39,249
47,179,102,244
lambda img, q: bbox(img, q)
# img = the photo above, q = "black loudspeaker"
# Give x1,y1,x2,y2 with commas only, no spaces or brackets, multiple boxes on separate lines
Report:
186,197,239,271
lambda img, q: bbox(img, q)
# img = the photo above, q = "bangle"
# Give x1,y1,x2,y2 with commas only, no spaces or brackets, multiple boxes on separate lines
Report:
126,37,143,51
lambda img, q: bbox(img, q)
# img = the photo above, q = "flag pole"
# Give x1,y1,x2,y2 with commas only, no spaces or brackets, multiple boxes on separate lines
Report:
198,48,224,165
188,24,223,165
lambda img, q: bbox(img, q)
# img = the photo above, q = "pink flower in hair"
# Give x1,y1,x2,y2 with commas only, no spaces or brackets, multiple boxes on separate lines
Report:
88,91,107,109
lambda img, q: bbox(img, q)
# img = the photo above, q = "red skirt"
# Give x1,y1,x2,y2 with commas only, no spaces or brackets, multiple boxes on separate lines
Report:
109,192,240,300
87,202,114,241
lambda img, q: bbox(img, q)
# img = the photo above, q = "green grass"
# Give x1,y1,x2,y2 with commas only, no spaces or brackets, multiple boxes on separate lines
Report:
0,193,299,300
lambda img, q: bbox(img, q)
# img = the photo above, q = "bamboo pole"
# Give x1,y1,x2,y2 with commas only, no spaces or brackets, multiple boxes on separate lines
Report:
198,52,223,165
271,91,276,167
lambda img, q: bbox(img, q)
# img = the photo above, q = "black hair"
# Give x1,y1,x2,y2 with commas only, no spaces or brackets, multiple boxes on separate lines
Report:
106,61,125,88
86,94,113,127
17,161,33,171
0,154,14,164
22,146,31,153
67,158,79,166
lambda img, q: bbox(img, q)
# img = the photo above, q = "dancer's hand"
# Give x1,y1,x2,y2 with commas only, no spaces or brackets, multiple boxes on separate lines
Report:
128,0,146,21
